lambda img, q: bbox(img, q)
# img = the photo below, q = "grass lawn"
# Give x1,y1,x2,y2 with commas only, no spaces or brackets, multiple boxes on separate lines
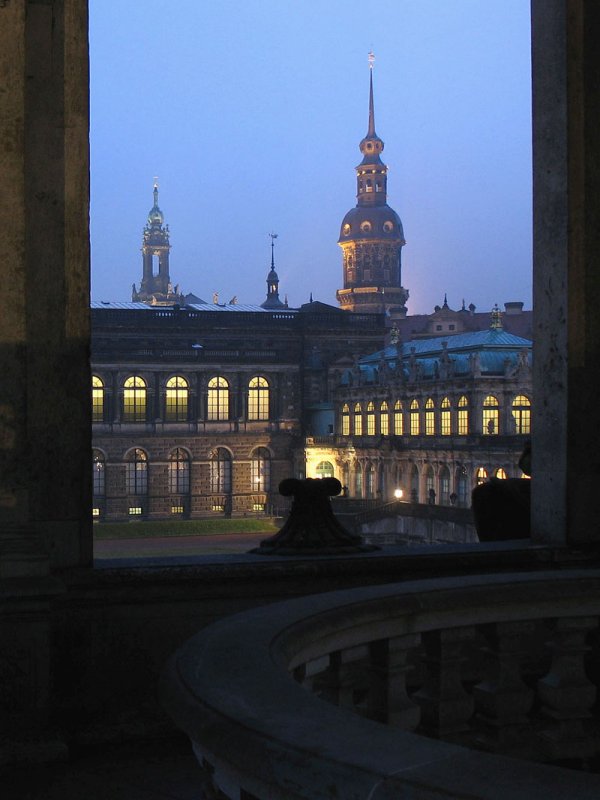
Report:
93,517,279,540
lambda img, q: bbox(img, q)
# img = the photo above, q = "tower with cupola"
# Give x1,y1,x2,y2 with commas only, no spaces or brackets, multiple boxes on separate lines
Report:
336,55,409,316
132,182,184,305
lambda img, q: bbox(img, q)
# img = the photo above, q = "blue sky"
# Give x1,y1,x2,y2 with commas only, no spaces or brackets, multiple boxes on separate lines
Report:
90,0,532,314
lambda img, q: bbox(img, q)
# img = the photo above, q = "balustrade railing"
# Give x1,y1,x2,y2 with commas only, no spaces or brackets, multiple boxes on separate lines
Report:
162,570,600,799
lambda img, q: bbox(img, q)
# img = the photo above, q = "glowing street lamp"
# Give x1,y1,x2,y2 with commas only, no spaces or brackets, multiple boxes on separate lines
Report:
394,488,403,500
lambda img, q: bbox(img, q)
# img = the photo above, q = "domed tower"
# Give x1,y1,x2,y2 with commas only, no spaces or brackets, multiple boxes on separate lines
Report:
261,233,287,309
132,182,183,305
336,56,409,316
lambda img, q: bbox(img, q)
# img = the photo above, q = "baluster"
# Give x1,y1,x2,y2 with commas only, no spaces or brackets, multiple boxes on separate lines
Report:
336,644,371,716
383,633,422,729
537,615,599,761
472,621,535,754
413,626,475,739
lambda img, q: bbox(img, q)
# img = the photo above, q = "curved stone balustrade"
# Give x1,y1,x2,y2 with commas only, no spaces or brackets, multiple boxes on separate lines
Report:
161,570,600,799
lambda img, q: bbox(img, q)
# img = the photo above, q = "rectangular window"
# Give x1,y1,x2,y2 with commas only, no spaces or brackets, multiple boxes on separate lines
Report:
441,410,451,435
129,507,142,516
92,389,104,422
354,414,363,436
410,412,420,436
171,505,184,514
367,414,375,436
165,393,188,422
92,507,100,518
341,414,350,435
123,390,146,422
425,411,435,435
458,409,469,435
394,410,403,435
380,412,389,436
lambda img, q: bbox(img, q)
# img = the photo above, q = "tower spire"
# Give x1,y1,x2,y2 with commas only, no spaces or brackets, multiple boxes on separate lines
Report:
367,51,376,137
261,233,285,309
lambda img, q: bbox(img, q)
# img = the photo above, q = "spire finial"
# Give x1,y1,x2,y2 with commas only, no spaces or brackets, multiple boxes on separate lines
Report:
367,52,376,137
153,176,159,205
269,232,278,270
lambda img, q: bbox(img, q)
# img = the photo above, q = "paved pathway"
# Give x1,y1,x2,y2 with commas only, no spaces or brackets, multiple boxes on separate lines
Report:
94,531,268,564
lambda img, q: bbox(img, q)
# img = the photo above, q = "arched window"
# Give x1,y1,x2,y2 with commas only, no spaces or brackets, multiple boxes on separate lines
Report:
366,401,376,435
482,395,499,435
366,464,376,498
208,377,229,421
126,448,148,495
393,400,403,435
169,448,190,494
495,467,508,479
355,463,363,498
248,376,269,421
410,400,420,436
456,466,468,507
353,403,363,436
341,403,350,436
512,394,531,434
440,397,451,435
252,447,271,492
315,460,335,479
439,465,450,505
426,465,435,503
166,376,189,422
410,464,419,503
425,398,435,435
380,401,389,436
92,450,105,497
92,376,104,423
457,395,469,435
123,376,146,422
476,467,488,485
210,448,232,493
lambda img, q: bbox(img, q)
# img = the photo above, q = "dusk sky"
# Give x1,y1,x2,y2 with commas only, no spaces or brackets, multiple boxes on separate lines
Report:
90,1,532,315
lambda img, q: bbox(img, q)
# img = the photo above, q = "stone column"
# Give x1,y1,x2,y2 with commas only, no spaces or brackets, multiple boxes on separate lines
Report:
0,0,91,572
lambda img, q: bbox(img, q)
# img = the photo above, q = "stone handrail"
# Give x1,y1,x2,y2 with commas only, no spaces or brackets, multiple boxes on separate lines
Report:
161,570,600,799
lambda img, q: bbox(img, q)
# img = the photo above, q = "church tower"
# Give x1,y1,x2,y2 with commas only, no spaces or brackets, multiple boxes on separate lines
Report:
132,182,184,305
261,233,287,309
336,56,409,316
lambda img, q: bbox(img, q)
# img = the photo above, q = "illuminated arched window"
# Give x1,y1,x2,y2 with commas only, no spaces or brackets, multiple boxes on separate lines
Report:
495,467,508,480
248,376,269,421
126,448,148,495
394,400,403,435
341,403,350,436
354,403,363,436
482,395,499,435
169,448,190,494
457,395,469,435
316,460,335,479
123,376,146,422
210,448,231,493
380,401,389,436
476,467,488,485
425,398,435,435
410,400,420,436
166,376,189,422
512,394,531,435
440,397,451,436
252,447,271,492
439,465,450,505
92,449,105,497
366,401,376,435
92,376,104,423
208,377,229,420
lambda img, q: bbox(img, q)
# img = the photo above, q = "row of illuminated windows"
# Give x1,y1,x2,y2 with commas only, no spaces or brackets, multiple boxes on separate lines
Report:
339,395,531,437
92,375,270,423
92,447,271,496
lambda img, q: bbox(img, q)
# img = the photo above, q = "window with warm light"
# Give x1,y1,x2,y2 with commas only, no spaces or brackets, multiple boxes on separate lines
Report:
410,399,420,436
208,377,229,421
425,398,435,435
248,376,269,421
126,448,148,495
169,448,190,494
341,403,350,436
123,376,146,422
440,397,451,435
393,400,403,435
252,447,271,492
380,401,389,436
482,395,499,435
165,376,189,422
354,403,363,436
476,467,488,485
92,376,104,423
495,467,508,479
316,460,334,479
512,394,531,434
366,401,375,435
457,395,469,435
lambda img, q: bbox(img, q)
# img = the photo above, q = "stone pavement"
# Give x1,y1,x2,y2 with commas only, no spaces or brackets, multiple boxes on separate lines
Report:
3,738,200,800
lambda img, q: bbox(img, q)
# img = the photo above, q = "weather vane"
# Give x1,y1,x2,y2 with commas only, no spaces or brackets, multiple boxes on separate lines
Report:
368,51,375,70
153,175,159,189
269,232,278,242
